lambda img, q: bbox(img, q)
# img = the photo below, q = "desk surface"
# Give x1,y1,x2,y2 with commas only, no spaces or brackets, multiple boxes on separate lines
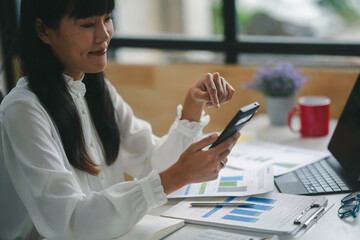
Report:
150,114,360,240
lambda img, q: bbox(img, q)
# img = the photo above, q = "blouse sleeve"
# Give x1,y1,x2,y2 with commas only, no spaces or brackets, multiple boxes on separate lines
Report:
0,99,167,240
106,80,210,178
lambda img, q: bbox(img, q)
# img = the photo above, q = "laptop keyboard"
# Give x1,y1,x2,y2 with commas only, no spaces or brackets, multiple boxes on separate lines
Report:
295,159,350,194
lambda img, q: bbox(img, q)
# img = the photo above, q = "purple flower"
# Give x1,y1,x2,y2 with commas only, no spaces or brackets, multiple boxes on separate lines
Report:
243,62,309,97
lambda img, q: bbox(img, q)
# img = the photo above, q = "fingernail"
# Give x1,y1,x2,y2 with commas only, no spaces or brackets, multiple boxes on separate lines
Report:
210,133,217,139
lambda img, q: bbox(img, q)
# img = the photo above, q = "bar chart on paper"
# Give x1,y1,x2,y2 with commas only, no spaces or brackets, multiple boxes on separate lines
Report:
162,193,328,235
218,176,246,193
201,196,275,224
190,176,246,195
168,165,273,198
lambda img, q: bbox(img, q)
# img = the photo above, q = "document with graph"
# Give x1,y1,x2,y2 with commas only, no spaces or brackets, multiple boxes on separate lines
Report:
168,163,273,198
162,192,329,236
227,140,329,176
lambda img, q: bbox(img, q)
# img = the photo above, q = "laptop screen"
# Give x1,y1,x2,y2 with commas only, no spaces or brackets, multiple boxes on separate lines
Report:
328,74,360,180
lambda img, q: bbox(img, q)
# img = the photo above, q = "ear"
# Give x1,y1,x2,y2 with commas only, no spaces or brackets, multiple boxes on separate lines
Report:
35,18,52,45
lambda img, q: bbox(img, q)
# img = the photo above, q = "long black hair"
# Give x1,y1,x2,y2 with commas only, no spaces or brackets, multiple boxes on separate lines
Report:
19,0,119,175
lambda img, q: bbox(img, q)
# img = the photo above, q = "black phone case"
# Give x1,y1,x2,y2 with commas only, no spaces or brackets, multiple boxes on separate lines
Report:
210,102,260,148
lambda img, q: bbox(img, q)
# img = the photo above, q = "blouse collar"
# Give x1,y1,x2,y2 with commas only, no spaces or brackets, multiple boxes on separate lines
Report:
63,73,86,98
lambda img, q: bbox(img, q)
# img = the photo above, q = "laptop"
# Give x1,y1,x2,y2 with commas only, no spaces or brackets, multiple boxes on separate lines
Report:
275,75,360,195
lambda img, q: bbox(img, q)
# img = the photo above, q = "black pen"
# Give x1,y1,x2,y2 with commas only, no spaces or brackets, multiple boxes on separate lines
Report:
190,202,254,207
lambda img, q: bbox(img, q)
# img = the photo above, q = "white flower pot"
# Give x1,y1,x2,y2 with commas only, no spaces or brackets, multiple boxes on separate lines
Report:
265,94,296,126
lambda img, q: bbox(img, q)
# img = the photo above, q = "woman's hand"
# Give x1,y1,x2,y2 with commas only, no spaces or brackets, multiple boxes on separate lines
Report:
182,72,235,122
159,131,240,194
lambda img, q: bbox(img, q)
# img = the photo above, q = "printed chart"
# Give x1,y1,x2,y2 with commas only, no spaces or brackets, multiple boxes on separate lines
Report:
227,140,329,176
168,165,273,198
202,196,276,223
162,193,328,235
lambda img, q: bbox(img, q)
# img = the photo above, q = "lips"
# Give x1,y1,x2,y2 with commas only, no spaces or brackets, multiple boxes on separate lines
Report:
89,48,107,56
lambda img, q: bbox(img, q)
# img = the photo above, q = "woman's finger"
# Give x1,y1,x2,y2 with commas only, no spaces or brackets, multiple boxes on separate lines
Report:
225,83,235,102
218,157,228,170
204,74,219,108
212,73,225,103
220,77,228,103
188,133,218,152
210,131,240,156
192,87,210,102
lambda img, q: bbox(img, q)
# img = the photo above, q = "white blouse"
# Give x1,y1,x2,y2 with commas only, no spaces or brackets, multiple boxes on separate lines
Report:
0,74,209,240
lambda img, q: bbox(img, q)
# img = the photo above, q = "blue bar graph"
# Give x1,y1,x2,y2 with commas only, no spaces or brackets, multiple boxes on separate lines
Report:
202,197,235,218
222,214,258,223
240,204,273,211
246,197,276,204
203,206,222,218
220,176,243,181
185,184,191,195
202,196,274,220
231,209,262,216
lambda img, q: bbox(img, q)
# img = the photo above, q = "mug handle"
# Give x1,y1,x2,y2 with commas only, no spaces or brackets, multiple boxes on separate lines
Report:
288,106,300,133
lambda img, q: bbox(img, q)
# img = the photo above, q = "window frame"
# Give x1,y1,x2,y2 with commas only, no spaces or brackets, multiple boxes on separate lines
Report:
2,0,360,92
110,0,360,63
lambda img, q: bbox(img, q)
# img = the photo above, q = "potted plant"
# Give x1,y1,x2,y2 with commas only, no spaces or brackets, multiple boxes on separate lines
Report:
243,62,309,125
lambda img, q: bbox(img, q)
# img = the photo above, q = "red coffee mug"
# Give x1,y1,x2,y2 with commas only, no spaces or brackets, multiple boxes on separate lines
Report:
288,96,330,137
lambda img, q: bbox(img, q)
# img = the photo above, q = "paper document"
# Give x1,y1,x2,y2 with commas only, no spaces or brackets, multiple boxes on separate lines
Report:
227,140,329,176
168,163,273,198
116,215,184,240
162,192,328,236
192,229,278,240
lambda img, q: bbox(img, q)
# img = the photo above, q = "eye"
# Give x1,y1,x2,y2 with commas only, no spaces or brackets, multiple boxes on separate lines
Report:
105,16,112,22
81,23,95,28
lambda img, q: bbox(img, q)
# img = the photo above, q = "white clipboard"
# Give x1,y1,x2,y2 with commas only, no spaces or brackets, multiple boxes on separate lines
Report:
161,192,329,237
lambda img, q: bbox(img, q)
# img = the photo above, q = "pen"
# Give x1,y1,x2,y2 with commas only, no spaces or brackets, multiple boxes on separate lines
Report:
190,202,254,207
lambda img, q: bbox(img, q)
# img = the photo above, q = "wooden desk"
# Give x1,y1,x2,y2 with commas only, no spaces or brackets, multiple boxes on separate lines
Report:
149,114,360,240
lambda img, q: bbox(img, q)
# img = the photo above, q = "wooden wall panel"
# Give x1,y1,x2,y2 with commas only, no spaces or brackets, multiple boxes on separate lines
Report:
105,62,359,136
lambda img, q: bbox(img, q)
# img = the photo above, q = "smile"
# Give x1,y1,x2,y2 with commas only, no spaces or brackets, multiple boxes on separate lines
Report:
89,49,107,56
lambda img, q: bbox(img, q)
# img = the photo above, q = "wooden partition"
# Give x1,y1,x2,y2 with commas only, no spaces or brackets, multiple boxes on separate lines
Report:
104,62,359,136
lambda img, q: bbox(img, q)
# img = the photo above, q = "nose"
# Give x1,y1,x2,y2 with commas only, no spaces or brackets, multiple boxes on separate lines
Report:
95,22,111,44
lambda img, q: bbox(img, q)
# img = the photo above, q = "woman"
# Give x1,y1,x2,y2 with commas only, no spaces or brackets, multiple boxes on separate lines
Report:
0,0,238,239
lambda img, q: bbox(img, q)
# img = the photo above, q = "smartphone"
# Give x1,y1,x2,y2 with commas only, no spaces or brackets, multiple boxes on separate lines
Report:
210,102,260,148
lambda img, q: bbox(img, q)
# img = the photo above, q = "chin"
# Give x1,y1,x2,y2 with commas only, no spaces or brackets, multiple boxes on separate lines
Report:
87,62,107,73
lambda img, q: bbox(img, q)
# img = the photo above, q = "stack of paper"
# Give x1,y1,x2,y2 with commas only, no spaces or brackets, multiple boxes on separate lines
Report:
117,215,184,240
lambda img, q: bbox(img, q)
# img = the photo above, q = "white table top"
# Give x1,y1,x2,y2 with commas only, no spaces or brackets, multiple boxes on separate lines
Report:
151,114,360,240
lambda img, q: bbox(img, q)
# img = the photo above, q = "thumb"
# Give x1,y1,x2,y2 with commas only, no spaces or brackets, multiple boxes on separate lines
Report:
191,133,218,152
193,88,210,102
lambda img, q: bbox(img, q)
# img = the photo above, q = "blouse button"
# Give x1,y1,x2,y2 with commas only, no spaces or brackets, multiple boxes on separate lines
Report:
81,109,86,115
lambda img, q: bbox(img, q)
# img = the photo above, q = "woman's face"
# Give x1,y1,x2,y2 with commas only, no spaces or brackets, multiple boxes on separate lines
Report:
44,13,113,80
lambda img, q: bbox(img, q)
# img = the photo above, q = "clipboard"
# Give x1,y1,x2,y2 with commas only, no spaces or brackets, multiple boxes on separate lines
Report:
161,192,329,237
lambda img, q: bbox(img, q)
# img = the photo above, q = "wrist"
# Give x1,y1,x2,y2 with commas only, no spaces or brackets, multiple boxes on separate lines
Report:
159,163,189,195
181,90,204,122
